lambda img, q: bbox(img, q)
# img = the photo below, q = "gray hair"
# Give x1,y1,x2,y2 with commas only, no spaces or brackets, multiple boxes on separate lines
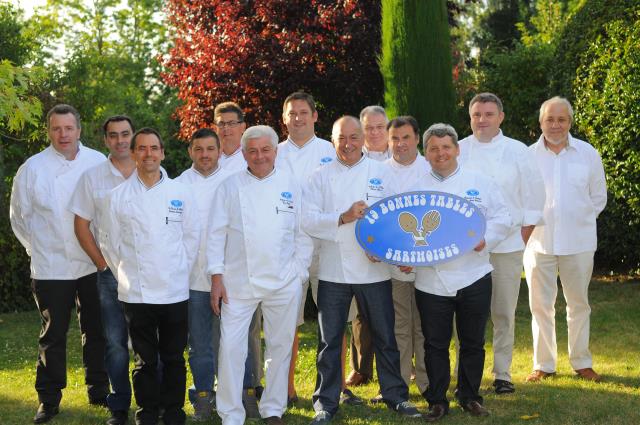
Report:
539,96,574,122
469,92,503,113
422,123,459,150
240,125,279,151
359,105,388,122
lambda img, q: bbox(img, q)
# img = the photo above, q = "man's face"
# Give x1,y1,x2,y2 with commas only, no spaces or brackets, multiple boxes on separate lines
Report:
132,133,164,174
104,120,133,160
214,111,246,151
48,113,81,160
362,112,388,151
540,102,572,145
389,124,419,165
333,119,364,165
283,99,318,142
425,135,459,176
189,136,220,175
243,136,276,178
469,101,504,142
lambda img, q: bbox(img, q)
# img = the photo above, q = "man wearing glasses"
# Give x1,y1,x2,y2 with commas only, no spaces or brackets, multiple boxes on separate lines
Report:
214,102,248,173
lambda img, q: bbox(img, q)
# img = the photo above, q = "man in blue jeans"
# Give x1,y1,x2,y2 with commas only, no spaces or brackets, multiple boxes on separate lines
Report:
70,115,137,425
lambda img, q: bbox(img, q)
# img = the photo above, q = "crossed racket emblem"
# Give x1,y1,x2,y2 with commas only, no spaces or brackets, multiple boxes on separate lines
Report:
398,210,441,247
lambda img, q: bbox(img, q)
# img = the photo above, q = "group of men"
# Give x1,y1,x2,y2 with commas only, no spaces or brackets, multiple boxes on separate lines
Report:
9,91,607,425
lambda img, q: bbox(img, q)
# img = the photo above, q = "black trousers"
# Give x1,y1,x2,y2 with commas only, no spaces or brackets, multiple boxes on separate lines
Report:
32,273,108,406
415,273,492,408
123,301,188,425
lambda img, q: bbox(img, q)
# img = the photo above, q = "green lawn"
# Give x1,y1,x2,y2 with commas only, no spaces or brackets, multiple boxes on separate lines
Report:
1,278,639,425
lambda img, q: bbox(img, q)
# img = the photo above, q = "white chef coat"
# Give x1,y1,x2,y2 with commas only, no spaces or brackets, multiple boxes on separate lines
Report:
219,147,247,174
102,170,200,304
207,168,313,300
527,134,607,255
275,135,336,183
363,146,392,161
459,131,545,253
303,156,395,284
385,154,431,282
176,165,232,292
10,144,106,280
412,166,511,296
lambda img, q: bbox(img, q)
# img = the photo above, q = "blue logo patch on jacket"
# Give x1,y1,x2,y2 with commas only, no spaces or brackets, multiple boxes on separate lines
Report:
281,192,292,199
369,178,382,185
170,200,183,207
320,157,333,164
466,189,479,197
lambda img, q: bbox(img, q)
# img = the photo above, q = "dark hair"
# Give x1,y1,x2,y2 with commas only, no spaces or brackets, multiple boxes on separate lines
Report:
46,104,81,129
190,128,220,148
214,101,244,122
387,115,419,136
131,127,164,151
283,91,316,114
469,92,504,113
102,115,134,135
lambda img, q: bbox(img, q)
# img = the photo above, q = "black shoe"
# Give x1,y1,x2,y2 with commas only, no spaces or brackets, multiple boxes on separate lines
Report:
424,404,448,422
106,410,128,425
461,400,490,417
34,403,59,424
339,389,363,406
493,379,515,394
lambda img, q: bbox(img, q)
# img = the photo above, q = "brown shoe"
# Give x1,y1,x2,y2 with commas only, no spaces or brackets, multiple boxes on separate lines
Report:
265,416,284,425
423,404,448,422
525,370,556,382
461,401,489,417
575,368,601,382
345,371,370,387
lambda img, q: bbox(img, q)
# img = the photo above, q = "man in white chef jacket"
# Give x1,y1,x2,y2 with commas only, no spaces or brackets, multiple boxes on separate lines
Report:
524,97,607,383
275,91,336,406
10,104,109,424
458,93,545,394
384,116,431,397
102,128,200,425
413,123,511,422
70,115,137,425
303,116,421,424
208,125,313,425
214,101,248,173
175,128,232,421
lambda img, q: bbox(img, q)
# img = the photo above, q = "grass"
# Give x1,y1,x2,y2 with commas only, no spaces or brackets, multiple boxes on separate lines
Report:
1,278,639,424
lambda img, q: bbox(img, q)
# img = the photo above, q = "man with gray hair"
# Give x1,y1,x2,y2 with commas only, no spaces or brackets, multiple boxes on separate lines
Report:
413,123,510,421
458,93,545,394
361,105,391,160
524,97,606,383
208,125,313,425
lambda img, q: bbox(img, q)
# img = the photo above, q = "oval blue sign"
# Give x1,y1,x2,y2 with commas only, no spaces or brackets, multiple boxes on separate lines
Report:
281,191,292,199
170,200,183,208
355,191,486,266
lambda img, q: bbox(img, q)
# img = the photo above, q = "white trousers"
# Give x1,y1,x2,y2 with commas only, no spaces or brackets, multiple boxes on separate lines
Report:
217,282,301,425
391,279,428,392
523,250,594,372
489,251,524,382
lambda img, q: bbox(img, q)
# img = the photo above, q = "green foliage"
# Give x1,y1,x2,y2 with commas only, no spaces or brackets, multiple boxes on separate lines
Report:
381,0,455,129
574,16,640,272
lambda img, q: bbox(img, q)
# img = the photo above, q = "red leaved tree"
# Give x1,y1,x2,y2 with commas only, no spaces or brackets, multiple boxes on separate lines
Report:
161,0,383,140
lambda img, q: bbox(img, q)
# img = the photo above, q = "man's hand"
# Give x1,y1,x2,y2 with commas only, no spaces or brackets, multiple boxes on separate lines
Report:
340,200,368,225
365,253,381,263
210,274,228,316
521,225,535,244
398,265,413,274
473,239,486,252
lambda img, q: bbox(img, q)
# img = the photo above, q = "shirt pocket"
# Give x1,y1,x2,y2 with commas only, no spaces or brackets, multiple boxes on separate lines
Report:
568,163,589,187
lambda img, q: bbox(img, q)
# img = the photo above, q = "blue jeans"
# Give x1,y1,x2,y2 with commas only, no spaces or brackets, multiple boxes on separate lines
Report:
97,268,131,412
313,280,408,415
187,290,258,405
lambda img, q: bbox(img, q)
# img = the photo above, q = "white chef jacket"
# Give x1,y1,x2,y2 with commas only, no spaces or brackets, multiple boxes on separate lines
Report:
10,144,106,280
302,156,395,284
527,134,607,255
363,146,392,161
459,130,545,253
385,154,431,282
176,165,232,292
206,168,313,299
412,166,511,296
102,170,200,304
275,135,336,183
219,147,247,174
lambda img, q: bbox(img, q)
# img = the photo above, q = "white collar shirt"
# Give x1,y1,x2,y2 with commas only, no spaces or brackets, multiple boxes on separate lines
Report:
102,170,200,304
527,133,607,255
219,146,247,174
176,165,232,292
207,168,313,299
302,156,395,284
459,130,546,253
412,166,511,296
363,146,392,162
275,135,336,185
10,144,106,279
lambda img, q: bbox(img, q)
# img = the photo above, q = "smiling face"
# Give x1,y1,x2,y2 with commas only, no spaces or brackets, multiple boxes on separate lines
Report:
132,133,164,175
389,124,419,165
425,135,459,177
540,101,572,146
332,117,364,166
214,111,246,153
189,136,220,176
104,120,133,161
48,113,81,160
469,101,504,142
243,136,276,178
362,112,388,152
283,99,318,144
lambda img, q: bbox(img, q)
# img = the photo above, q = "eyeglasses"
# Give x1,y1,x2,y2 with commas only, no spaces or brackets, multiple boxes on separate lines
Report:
215,120,243,129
